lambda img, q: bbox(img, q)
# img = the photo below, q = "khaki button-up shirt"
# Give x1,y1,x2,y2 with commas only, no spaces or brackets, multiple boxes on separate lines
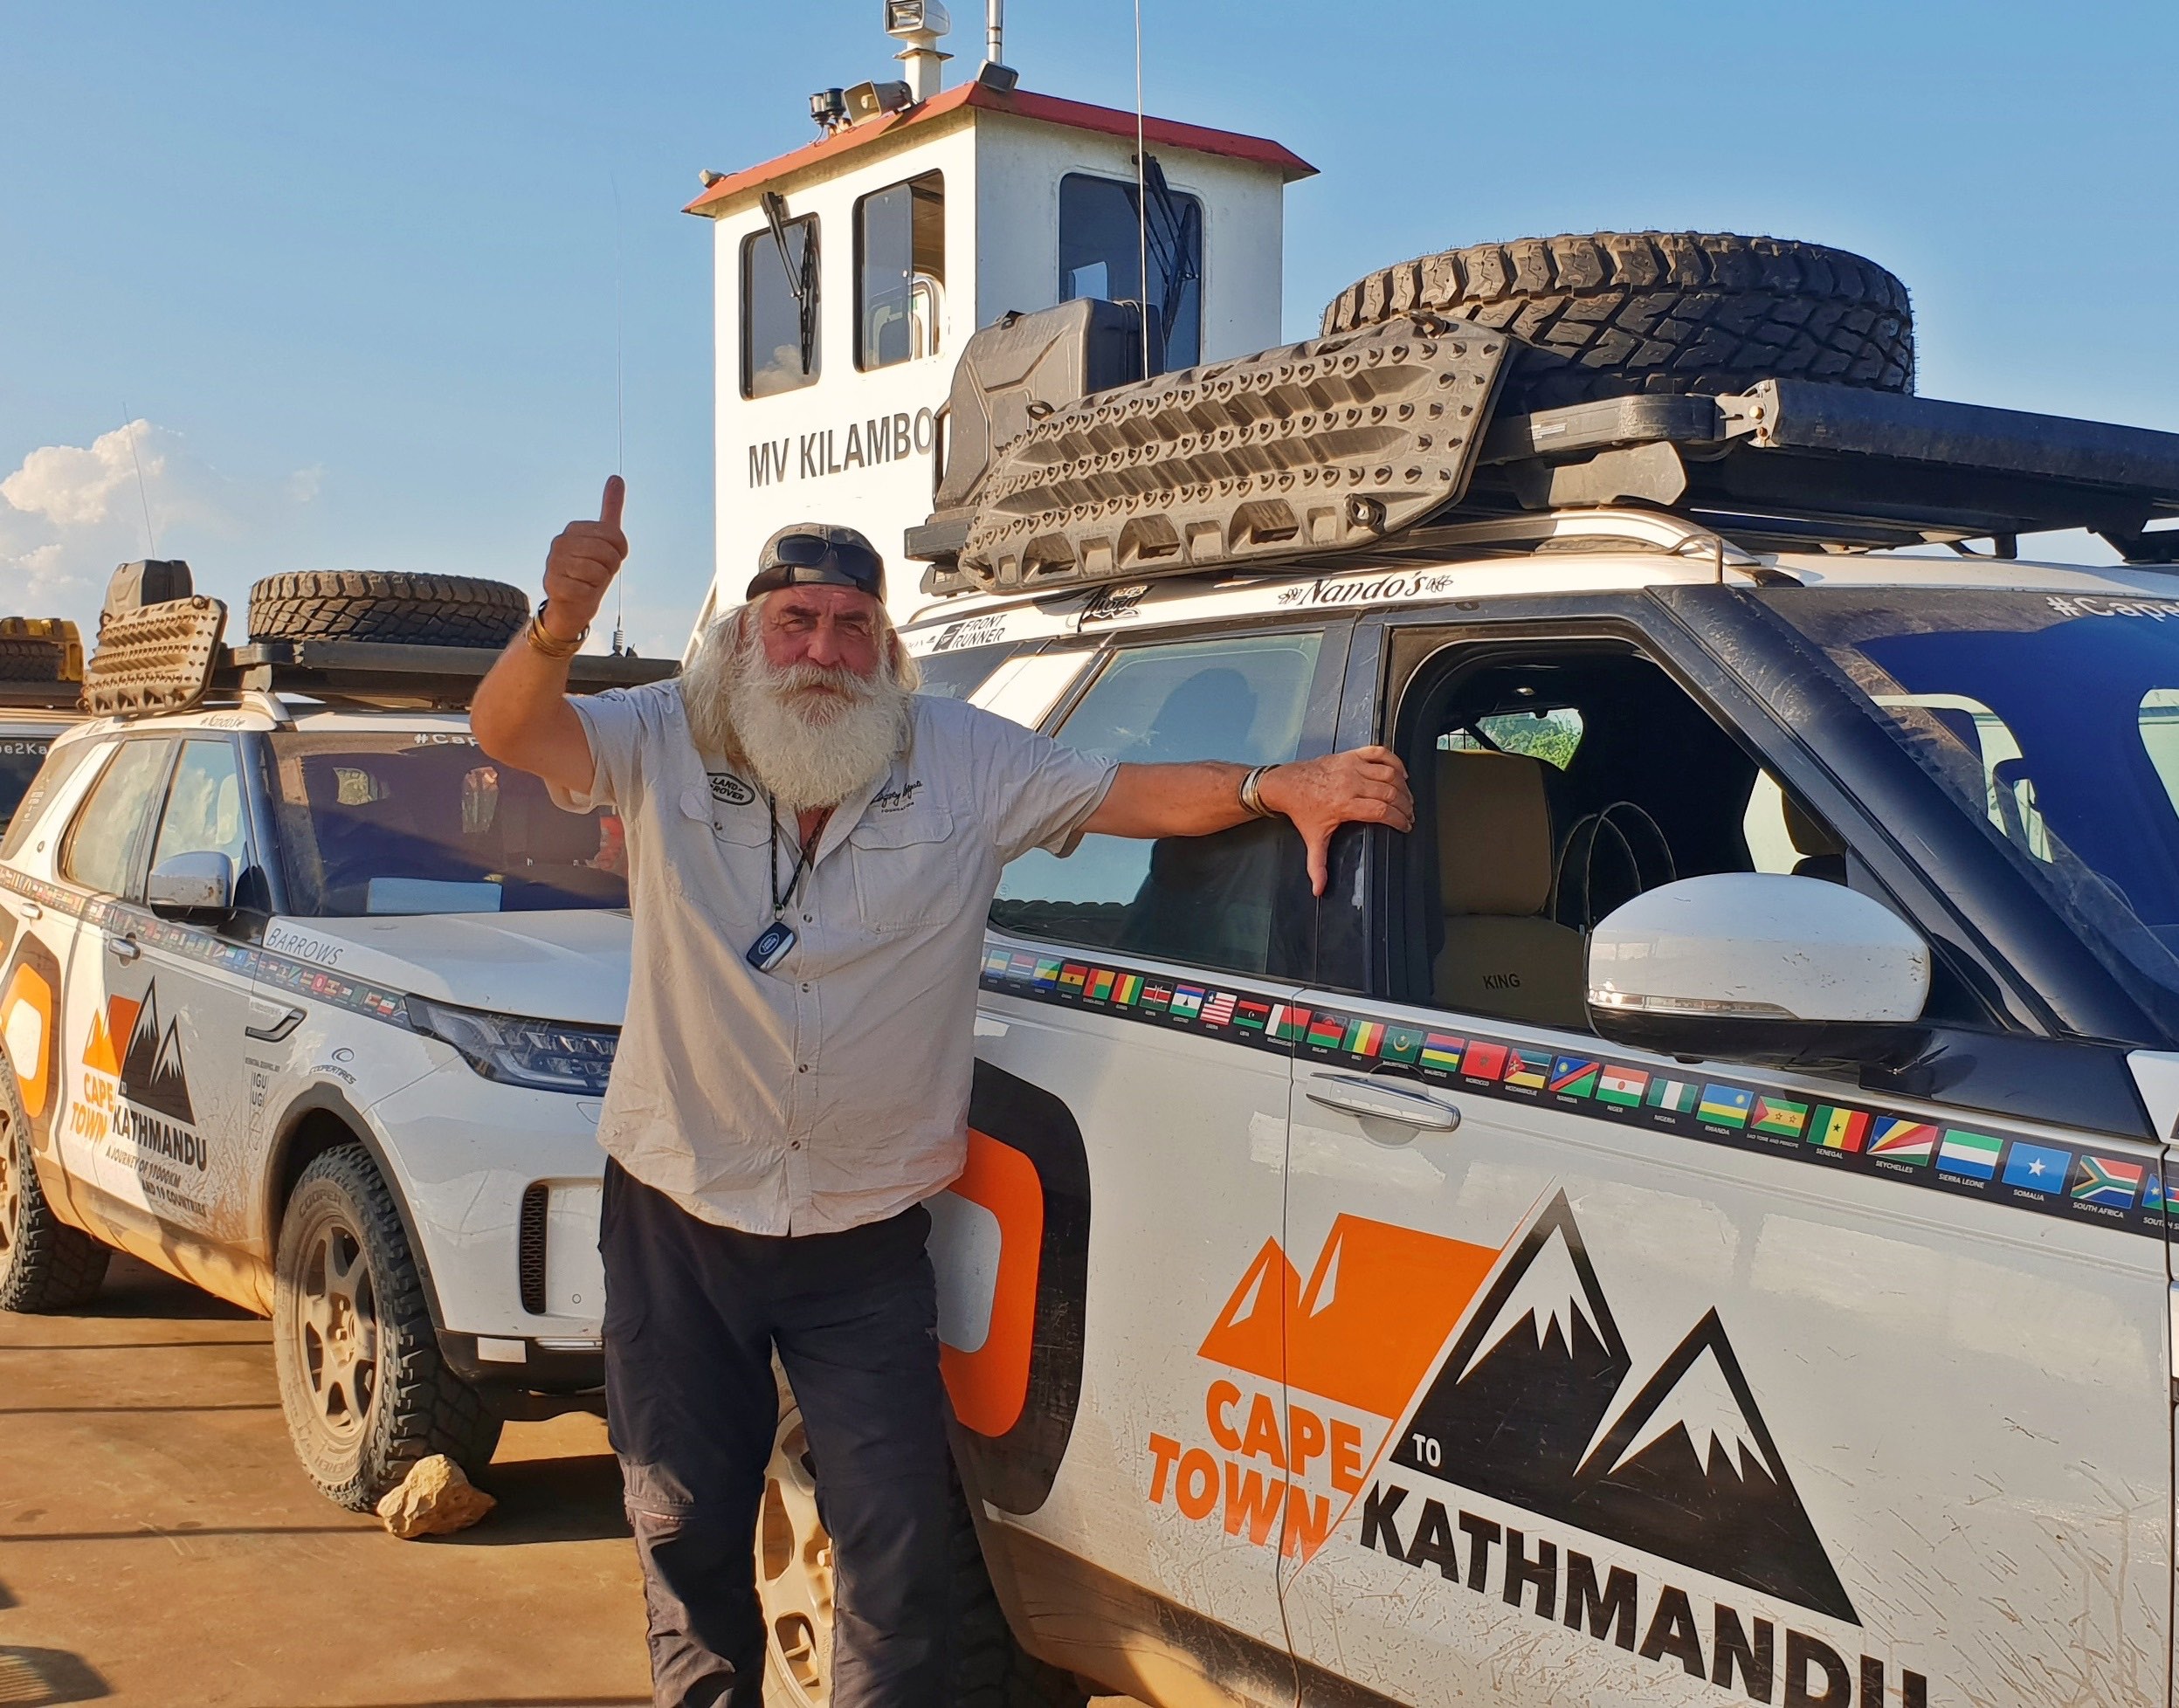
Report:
561,681,1115,1235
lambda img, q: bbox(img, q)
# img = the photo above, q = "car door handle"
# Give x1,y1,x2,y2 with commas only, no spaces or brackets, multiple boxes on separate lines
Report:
1303,1071,1462,1131
107,937,141,963
17,902,40,921
245,1004,307,1043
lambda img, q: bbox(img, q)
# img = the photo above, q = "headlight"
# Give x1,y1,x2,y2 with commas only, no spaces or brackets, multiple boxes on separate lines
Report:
406,995,619,1095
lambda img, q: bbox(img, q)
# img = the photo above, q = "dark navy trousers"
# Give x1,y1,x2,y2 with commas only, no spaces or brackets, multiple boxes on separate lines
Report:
599,1160,954,1708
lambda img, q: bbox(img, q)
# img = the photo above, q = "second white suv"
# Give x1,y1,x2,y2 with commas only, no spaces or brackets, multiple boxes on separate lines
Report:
0,570,665,1507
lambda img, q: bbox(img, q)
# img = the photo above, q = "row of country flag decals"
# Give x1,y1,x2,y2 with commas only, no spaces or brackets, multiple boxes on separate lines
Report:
980,946,2166,1240
1,867,418,1032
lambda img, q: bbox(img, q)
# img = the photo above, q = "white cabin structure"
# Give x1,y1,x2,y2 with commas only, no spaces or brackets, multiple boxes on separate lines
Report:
685,65,1313,636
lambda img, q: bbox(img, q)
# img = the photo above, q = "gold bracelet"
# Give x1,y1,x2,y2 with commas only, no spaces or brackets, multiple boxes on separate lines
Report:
525,615,584,660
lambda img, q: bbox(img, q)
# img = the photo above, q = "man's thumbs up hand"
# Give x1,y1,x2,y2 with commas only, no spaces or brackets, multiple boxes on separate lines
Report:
541,475,628,643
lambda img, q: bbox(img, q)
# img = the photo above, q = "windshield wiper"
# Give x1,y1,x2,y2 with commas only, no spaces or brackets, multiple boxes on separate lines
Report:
1138,155,1200,350
762,190,819,375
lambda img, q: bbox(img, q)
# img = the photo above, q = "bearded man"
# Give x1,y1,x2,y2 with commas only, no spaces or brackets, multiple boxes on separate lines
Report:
472,477,1413,1708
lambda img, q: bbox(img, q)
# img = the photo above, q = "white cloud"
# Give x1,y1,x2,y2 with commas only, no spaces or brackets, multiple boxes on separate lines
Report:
0,422,319,629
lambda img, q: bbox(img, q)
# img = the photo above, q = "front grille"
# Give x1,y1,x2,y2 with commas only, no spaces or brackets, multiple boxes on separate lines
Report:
518,1183,550,1314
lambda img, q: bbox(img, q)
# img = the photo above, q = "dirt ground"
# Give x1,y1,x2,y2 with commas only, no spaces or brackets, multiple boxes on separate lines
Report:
0,1256,1135,1708
0,1254,648,1707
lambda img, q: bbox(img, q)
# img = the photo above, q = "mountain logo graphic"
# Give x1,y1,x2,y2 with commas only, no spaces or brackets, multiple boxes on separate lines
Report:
116,981,196,1127
1387,1190,1856,1622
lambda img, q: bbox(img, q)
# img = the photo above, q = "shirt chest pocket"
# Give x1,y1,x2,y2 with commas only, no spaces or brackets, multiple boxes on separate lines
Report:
665,786,770,916
847,806,960,933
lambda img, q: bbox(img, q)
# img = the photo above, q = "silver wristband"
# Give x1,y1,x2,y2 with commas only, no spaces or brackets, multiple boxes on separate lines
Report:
1238,764,1278,819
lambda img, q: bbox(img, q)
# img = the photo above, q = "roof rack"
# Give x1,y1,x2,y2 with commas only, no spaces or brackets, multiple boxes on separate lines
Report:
216,638,674,710
911,309,2179,596
0,684,86,712
82,600,673,719
0,616,87,710
1468,382,2179,560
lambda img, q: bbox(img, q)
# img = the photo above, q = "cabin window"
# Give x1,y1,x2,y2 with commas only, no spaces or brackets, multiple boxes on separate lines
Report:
857,172,945,370
742,211,820,398
1058,167,1202,371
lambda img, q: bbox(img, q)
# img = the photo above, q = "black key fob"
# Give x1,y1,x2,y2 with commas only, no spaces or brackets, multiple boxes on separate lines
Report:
746,919,797,972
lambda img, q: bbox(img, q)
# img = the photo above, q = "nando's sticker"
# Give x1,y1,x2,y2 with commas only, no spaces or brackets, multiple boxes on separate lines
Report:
977,945,2165,1242
1147,1192,1932,1705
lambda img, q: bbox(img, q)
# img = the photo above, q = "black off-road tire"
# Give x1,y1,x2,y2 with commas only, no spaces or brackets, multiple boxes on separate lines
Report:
759,1371,1089,1708
945,1471,1091,1708
0,1067,112,1312
273,1143,502,1512
0,638,69,683
247,571,530,649
1321,231,1914,412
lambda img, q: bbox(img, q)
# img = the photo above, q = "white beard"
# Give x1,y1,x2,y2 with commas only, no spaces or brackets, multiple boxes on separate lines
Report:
682,612,912,812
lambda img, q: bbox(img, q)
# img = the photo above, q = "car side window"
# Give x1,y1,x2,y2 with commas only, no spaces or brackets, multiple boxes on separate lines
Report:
1403,644,1862,1032
991,630,1323,975
59,740,174,899
151,738,251,874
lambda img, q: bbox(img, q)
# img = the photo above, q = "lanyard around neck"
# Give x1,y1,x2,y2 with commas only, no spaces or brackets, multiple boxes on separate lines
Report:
768,794,820,918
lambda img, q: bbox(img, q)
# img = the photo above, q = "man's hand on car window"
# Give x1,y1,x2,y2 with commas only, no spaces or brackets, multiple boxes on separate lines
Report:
1260,746,1414,897
1085,747,1414,895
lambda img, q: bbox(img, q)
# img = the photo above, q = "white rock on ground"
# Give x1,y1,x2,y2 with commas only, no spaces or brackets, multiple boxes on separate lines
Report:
376,1454,497,1539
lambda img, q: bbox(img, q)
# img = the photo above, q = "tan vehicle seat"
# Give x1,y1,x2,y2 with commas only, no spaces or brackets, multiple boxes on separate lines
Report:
1432,750,1589,1030
1783,795,1847,883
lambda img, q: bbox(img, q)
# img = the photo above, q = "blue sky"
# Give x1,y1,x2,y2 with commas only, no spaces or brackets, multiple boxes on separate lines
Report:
5,1,2175,653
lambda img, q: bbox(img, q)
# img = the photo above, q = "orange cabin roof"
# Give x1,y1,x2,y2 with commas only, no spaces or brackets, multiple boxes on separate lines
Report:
684,81,1315,216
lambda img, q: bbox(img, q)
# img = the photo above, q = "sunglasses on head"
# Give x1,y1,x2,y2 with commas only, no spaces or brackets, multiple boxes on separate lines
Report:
752,534,885,596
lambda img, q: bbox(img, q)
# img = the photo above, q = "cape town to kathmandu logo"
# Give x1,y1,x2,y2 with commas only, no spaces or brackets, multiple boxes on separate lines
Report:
73,982,206,1172
1387,1192,1853,1622
1146,1192,1931,1705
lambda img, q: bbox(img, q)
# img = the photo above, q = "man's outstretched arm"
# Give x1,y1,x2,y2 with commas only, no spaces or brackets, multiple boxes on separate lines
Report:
1079,747,1414,896
472,476,628,795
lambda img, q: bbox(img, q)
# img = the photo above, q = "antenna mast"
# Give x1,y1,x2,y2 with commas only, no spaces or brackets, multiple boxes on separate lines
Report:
121,408,157,558
1134,0,1150,376
611,173,627,657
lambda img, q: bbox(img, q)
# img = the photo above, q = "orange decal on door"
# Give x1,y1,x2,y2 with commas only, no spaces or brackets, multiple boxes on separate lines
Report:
1290,1215,1498,1417
1196,1216,1497,1415
82,995,140,1078
940,1126,1045,1438
1155,1215,1503,1562
1196,1237,1298,1388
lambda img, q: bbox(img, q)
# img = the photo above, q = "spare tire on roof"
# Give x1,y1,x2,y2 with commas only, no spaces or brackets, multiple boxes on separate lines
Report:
1321,231,1914,412
247,571,529,648
0,637,71,682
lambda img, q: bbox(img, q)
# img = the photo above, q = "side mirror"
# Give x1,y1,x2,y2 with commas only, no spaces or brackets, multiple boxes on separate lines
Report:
147,851,235,917
1586,872,1930,1068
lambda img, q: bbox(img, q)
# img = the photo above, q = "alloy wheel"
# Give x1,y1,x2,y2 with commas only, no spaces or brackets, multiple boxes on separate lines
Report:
0,1115,18,1262
759,1402,835,1705
291,1215,379,1443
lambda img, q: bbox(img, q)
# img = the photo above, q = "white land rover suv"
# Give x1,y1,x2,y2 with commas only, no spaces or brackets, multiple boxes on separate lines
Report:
748,270,2179,1706
0,566,667,1509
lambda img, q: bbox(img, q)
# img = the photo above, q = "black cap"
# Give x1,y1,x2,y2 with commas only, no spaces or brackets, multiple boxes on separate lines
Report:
747,523,886,602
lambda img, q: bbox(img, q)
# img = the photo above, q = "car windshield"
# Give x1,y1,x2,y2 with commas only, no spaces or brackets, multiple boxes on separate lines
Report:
1762,586,2179,1024
266,732,626,915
